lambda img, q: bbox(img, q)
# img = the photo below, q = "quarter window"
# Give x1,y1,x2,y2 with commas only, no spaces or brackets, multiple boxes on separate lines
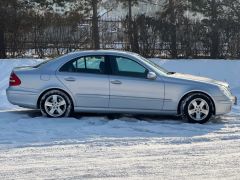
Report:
60,56,105,74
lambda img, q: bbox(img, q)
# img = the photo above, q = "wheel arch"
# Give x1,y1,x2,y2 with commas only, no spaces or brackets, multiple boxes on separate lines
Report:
177,91,216,115
37,88,75,109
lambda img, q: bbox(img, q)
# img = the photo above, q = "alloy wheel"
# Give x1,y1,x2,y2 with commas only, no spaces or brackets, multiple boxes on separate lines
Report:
187,98,210,121
44,95,67,117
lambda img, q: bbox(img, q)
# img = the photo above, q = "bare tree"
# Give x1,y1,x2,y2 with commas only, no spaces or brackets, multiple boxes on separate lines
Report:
92,0,100,49
117,0,145,53
0,0,8,58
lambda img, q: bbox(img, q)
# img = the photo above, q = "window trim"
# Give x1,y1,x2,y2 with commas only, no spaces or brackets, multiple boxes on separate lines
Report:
58,55,108,75
107,55,149,79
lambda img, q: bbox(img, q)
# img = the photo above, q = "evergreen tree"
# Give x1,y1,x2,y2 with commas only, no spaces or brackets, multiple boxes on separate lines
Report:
0,0,57,58
190,0,226,58
160,0,188,58
0,0,29,58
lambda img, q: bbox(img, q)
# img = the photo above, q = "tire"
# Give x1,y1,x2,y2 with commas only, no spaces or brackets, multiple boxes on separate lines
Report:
40,90,73,118
181,93,214,124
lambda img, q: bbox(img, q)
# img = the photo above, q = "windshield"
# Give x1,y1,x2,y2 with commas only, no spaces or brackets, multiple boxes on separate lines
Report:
135,55,169,75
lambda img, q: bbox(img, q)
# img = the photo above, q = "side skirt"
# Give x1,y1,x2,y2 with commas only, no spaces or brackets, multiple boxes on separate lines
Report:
74,106,177,115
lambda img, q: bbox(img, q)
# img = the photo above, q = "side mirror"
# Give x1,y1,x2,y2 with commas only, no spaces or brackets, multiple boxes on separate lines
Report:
147,72,157,80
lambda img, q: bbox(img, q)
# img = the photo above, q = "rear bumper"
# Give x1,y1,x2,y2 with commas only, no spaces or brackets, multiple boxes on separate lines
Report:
6,88,38,109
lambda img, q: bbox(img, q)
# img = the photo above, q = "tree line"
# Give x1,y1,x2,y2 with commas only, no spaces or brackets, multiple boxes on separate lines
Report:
1,0,240,59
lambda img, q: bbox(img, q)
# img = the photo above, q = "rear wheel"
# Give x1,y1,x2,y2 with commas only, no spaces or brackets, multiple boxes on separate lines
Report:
40,90,73,118
181,94,214,124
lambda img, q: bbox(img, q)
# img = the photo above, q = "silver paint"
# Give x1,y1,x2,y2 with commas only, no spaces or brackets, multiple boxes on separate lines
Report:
6,50,236,116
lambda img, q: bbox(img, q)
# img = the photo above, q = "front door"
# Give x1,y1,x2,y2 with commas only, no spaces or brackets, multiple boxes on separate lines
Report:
108,56,164,110
56,55,109,108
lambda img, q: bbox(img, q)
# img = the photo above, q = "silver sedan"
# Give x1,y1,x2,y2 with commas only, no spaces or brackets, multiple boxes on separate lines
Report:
6,50,237,123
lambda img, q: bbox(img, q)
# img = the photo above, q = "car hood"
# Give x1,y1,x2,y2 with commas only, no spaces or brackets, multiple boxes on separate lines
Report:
170,73,229,88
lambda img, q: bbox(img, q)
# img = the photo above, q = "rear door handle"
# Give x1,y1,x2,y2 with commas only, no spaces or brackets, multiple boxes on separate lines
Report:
111,80,122,85
64,77,76,82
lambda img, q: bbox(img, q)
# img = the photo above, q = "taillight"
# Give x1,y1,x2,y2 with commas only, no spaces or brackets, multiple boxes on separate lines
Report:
9,72,21,86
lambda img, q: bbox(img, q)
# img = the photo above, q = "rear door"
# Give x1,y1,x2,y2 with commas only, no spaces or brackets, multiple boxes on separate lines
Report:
108,55,164,110
56,55,109,108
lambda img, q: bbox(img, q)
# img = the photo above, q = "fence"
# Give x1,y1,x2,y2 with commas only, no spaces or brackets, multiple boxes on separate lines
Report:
4,17,240,59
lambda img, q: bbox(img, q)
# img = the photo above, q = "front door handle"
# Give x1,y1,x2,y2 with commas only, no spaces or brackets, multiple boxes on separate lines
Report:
64,77,76,82
111,80,122,85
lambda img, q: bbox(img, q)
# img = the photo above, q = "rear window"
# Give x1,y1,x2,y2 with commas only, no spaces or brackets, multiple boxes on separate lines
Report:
33,60,51,68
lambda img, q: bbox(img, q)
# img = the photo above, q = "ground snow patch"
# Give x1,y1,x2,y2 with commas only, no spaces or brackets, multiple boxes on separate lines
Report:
0,58,240,179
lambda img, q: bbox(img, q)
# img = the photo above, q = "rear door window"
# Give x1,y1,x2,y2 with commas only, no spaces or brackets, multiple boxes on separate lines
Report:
60,56,106,74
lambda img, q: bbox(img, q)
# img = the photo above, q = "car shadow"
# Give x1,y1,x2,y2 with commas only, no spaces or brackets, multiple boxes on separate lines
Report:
19,109,231,127
18,109,235,124
23,109,182,122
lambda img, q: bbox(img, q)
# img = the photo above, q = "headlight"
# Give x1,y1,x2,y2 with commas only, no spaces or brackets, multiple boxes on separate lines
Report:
219,86,232,98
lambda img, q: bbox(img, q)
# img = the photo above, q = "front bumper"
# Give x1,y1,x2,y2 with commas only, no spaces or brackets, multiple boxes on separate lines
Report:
214,95,237,115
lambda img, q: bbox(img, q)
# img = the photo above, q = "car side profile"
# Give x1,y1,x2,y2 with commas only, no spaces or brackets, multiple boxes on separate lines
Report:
6,50,237,123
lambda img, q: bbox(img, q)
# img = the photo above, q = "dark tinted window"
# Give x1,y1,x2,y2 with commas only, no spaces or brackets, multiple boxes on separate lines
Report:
110,56,148,78
33,60,51,68
60,56,105,74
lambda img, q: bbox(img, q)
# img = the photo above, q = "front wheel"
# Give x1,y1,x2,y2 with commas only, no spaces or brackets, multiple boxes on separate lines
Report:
40,90,73,118
181,94,214,124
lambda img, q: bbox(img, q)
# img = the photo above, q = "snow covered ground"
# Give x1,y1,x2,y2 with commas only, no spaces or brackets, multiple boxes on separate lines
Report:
0,58,240,179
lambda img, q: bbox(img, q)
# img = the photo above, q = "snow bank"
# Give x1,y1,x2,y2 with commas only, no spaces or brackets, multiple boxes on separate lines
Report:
0,59,42,110
152,59,240,91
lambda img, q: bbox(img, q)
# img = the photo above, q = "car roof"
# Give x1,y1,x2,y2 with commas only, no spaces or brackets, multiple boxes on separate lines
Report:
67,49,138,57
43,49,145,70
